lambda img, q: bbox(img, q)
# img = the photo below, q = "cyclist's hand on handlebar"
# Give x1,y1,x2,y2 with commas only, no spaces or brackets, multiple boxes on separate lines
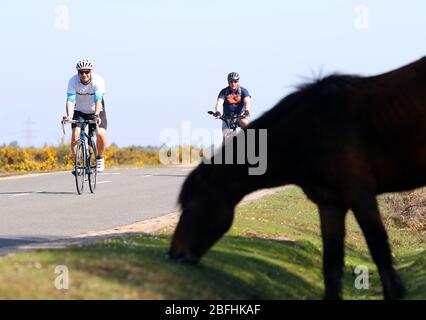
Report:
213,111,221,118
94,114,102,125
62,115,72,124
242,110,250,118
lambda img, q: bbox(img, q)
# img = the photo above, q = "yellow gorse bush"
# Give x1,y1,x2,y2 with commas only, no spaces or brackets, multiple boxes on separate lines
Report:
0,144,202,174
0,146,58,172
0,144,178,174
104,145,161,167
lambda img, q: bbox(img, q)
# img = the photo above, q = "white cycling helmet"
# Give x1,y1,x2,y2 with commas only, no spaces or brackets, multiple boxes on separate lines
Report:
76,59,94,71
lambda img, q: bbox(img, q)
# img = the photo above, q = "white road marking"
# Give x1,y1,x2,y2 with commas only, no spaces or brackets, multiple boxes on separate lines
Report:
142,175,153,177
97,181,112,184
9,191,46,197
0,171,66,181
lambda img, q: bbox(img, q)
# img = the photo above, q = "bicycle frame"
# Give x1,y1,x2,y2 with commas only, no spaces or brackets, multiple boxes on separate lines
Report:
79,126,95,174
62,118,99,194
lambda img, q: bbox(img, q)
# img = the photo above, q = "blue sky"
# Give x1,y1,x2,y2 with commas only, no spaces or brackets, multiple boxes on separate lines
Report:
0,0,425,147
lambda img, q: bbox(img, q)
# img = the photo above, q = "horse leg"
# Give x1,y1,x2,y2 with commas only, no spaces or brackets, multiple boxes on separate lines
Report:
318,203,348,300
349,193,406,299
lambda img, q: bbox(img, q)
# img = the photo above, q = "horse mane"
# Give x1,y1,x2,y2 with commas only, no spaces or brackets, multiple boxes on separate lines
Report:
367,55,426,83
250,73,363,129
251,56,426,130
296,73,362,93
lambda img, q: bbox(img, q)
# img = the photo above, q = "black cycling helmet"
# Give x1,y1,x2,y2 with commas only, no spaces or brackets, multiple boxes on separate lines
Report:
227,72,240,82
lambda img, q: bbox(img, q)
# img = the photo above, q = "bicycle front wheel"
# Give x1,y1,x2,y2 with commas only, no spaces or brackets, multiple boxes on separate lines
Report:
75,142,85,195
88,139,97,193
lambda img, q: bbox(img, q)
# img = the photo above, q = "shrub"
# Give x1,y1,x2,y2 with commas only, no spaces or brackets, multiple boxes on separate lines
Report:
0,144,169,173
379,189,426,232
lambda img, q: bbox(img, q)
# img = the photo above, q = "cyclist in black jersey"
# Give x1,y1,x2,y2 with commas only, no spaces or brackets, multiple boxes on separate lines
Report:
213,72,252,136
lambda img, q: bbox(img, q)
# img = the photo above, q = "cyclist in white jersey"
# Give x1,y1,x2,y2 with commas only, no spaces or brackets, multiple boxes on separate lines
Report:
63,59,108,172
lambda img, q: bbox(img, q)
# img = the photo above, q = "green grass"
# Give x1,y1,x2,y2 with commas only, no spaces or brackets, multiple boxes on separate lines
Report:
0,187,424,299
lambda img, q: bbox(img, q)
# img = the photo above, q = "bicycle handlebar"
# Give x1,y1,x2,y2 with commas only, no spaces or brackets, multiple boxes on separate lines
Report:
207,110,245,121
61,118,99,135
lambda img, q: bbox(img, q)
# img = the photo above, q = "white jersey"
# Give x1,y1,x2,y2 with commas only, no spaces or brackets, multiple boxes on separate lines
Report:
67,73,106,114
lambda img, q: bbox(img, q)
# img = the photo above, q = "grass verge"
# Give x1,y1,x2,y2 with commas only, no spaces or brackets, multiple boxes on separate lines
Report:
0,187,424,299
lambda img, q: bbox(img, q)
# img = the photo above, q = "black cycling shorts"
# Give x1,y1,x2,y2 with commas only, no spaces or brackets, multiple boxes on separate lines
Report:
72,100,108,131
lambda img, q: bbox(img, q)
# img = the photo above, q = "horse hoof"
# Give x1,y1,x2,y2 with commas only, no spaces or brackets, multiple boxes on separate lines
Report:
384,283,406,300
166,249,200,265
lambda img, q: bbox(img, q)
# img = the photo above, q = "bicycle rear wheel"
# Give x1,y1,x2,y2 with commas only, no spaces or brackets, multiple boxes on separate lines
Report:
88,138,97,193
75,142,85,195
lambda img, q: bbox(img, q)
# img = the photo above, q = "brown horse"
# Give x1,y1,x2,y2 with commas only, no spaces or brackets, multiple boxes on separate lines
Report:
168,56,426,299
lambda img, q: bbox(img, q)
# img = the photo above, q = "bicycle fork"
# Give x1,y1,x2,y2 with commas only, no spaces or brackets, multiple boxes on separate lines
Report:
80,133,92,176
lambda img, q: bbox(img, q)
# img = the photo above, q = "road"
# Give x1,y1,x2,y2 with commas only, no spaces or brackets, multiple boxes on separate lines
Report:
0,167,193,253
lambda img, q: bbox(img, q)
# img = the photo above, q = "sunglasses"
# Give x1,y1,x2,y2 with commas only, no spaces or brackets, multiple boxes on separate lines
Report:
229,80,239,83
78,70,91,75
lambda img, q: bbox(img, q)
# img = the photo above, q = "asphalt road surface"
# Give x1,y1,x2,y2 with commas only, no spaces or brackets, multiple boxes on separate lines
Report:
0,167,193,253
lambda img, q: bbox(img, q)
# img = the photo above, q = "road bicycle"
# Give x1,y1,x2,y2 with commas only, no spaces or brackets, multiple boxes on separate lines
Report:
62,118,99,195
208,110,246,139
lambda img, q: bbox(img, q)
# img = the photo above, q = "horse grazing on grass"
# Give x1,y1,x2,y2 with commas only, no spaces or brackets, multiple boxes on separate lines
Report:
168,56,426,299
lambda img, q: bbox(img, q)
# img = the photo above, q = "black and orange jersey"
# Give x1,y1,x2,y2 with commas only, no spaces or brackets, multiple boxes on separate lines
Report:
218,86,251,116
